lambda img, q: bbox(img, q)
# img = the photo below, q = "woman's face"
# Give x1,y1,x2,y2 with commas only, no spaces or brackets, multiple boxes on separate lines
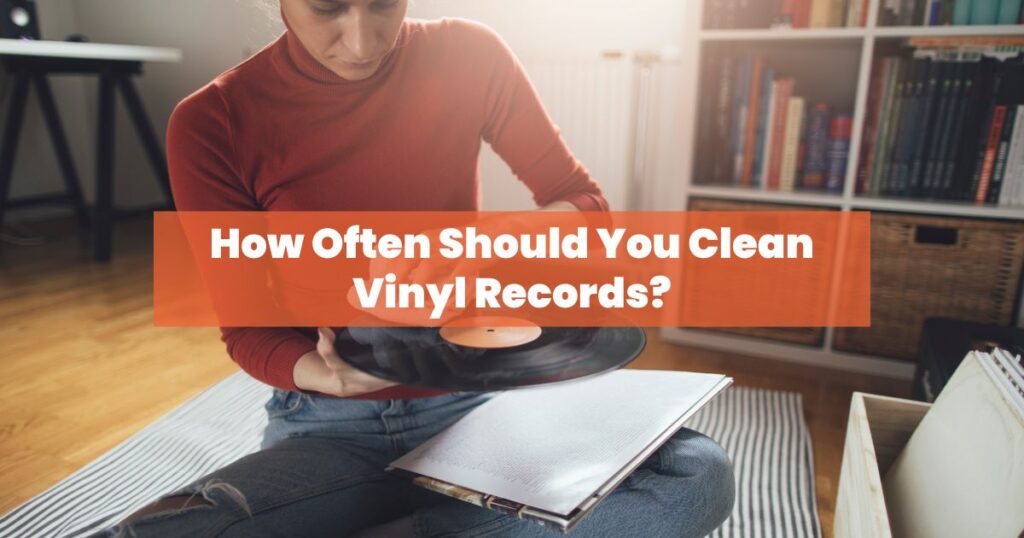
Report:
281,0,408,81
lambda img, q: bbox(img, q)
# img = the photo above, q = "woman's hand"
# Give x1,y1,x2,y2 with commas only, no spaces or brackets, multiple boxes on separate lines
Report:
292,327,399,397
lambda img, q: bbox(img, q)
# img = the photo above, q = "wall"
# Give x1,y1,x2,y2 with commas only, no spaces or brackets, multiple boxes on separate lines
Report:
4,0,686,217
406,0,686,209
1,0,92,215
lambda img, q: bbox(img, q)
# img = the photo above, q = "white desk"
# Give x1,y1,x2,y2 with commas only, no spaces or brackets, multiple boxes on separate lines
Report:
0,40,183,261
0,38,182,62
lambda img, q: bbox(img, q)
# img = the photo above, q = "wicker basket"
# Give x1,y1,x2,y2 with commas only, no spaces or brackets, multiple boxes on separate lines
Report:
687,197,829,347
834,212,1024,361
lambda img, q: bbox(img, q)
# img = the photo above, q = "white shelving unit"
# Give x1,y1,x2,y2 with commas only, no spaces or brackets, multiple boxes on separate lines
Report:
663,0,1024,380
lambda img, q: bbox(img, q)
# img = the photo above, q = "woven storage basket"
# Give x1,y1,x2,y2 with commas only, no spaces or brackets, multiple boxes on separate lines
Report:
834,212,1024,361
687,197,829,347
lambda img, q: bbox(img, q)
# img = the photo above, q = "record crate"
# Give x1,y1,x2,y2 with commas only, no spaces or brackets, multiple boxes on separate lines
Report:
686,197,827,347
834,212,1024,361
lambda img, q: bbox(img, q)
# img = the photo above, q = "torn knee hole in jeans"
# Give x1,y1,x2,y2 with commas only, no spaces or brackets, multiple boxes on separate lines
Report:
122,480,252,528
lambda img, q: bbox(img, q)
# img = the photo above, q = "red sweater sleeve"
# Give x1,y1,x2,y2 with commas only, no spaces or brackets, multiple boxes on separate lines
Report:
470,23,609,212
166,84,315,391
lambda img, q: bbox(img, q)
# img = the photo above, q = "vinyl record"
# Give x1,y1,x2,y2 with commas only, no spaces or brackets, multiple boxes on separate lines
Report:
335,320,645,391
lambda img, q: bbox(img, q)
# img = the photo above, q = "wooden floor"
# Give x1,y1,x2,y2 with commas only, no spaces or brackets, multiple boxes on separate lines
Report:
0,216,912,535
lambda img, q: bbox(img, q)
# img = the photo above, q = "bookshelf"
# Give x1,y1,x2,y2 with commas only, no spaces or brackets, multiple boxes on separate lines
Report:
664,0,1024,380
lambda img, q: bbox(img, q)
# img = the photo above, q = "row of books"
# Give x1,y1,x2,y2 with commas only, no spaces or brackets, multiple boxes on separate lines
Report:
703,0,1023,28
697,54,853,192
880,0,1024,26
704,0,871,29
856,47,1024,205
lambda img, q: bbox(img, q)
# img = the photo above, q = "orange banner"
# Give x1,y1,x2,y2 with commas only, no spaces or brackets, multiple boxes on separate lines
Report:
153,211,870,327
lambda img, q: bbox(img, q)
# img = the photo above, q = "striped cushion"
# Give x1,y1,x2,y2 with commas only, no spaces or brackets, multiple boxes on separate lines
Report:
0,374,821,537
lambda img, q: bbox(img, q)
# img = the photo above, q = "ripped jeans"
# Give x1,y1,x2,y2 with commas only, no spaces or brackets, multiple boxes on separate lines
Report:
95,390,735,537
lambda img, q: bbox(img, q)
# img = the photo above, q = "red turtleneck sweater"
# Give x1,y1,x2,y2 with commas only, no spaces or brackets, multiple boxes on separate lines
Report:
166,18,608,399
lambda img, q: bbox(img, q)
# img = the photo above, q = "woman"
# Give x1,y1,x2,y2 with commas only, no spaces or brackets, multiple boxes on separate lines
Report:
104,1,735,536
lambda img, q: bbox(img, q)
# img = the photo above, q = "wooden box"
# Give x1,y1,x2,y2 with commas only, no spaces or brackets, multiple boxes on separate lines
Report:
833,393,931,538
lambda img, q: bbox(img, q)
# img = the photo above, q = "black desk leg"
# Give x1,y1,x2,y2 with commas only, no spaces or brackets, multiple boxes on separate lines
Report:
94,74,116,263
117,76,173,208
0,73,30,229
32,73,90,229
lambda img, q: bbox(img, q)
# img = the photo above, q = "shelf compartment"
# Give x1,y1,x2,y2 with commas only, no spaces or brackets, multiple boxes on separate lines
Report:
695,40,863,193
834,211,1024,360
687,197,830,347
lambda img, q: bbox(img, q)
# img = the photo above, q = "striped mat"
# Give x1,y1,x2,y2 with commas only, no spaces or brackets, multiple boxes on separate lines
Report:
0,374,821,538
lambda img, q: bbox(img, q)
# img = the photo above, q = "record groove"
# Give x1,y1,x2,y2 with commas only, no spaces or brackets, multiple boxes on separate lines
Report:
335,323,645,391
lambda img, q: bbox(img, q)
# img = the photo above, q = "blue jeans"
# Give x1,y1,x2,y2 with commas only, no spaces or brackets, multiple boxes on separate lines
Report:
99,390,734,537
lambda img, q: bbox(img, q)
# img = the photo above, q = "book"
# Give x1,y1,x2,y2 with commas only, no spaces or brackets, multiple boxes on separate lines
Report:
856,58,890,195
869,58,904,196
877,60,909,195
810,0,830,27
938,0,956,24
922,62,961,197
755,72,777,188
740,56,767,187
975,105,1008,203
883,348,1024,538
987,105,1017,203
795,0,813,27
937,62,975,196
969,0,1000,24
732,56,753,183
801,103,832,189
779,97,806,191
907,61,942,196
1000,104,1024,206
766,78,795,190
711,52,737,183
825,114,852,192
998,0,1024,24
952,0,971,24
888,59,926,196
388,370,733,532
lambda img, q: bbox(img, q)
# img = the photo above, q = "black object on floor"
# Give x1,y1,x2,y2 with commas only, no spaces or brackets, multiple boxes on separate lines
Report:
914,318,1024,402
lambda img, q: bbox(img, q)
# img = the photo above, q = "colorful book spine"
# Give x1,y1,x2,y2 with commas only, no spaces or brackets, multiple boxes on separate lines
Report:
757,76,778,188
802,104,832,189
732,56,753,184
889,60,926,196
1001,104,1024,206
922,63,960,198
777,0,799,26
711,54,737,182
794,0,813,27
810,0,833,26
856,58,890,195
939,0,956,24
923,0,942,24
952,0,971,24
826,114,853,192
846,0,863,26
766,79,795,190
829,0,845,26
998,0,1024,24
987,105,1017,203
969,0,1000,24
975,105,1007,203
740,57,767,187
870,59,904,196
908,62,941,196
779,97,806,192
